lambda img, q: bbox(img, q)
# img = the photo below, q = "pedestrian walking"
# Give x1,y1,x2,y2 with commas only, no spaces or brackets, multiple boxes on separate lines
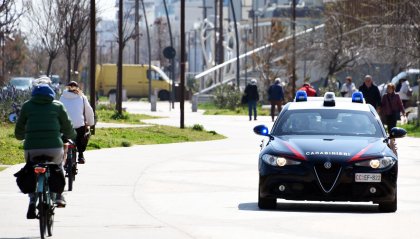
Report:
244,78,259,121
396,78,412,109
340,76,357,97
358,75,381,111
268,78,284,122
381,83,405,134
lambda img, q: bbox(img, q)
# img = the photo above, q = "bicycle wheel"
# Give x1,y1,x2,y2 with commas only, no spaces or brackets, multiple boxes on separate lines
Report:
47,198,54,236
67,149,74,191
72,148,77,182
38,192,47,239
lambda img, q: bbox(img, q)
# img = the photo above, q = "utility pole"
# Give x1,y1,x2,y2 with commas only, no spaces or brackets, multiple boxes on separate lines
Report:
134,0,140,64
214,0,218,83
291,0,297,95
140,0,152,102
218,0,224,83
116,0,123,114
180,0,186,128
230,0,240,89
89,0,96,134
163,0,176,109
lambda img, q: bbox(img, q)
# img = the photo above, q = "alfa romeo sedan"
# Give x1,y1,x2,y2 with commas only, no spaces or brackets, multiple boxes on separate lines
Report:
254,91,406,212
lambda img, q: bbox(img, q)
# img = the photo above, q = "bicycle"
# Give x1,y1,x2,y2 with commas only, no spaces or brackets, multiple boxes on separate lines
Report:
32,156,56,239
64,139,78,191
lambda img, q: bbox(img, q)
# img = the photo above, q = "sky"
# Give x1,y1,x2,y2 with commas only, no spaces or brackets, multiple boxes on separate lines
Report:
16,0,116,37
97,0,116,20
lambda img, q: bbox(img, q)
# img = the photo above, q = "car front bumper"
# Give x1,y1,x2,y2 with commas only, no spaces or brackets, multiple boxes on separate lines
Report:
259,162,398,203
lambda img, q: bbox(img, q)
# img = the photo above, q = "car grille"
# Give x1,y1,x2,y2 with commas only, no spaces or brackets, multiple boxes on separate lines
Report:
313,162,342,193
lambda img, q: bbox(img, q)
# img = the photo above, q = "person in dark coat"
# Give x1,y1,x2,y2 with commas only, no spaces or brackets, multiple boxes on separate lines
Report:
15,83,76,218
267,78,284,122
244,78,259,121
358,75,381,111
381,83,405,134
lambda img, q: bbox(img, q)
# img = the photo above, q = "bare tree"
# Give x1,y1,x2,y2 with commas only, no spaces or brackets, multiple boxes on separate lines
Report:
27,0,65,76
3,31,29,75
59,0,91,83
0,0,27,84
116,3,139,113
316,9,365,93
252,19,289,102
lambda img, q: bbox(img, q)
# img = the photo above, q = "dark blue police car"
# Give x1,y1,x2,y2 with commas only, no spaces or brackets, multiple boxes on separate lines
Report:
254,91,406,212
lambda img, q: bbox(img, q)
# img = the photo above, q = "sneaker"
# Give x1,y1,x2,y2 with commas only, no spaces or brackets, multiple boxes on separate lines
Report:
27,203,36,219
55,195,66,208
78,157,85,164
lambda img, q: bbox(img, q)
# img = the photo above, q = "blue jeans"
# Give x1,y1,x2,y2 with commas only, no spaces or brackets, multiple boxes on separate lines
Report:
248,100,257,120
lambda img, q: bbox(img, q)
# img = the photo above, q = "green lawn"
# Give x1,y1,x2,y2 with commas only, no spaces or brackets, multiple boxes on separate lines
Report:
96,108,159,124
0,110,225,166
400,123,420,137
199,102,271,116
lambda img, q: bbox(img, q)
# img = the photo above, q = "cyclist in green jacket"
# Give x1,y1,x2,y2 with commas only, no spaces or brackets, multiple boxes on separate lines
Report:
15,84,76,219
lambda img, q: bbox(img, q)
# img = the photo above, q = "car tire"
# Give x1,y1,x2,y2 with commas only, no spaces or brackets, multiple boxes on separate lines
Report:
378,192,397,213
158,90,170,101
258,181,276,209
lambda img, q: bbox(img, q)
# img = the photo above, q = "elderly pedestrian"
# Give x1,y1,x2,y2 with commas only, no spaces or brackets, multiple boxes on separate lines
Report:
268,78,284,122
358,75,381,111
340,76,357,97
381,83,405,134
244,79,259,121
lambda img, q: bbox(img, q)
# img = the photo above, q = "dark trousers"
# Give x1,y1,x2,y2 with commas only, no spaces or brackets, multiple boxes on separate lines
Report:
75,126,88,156
385,114,397,135
270,100,282,121
248,100,257,120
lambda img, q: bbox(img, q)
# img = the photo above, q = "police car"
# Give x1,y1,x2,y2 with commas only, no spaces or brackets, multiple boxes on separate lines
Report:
254,91,406,212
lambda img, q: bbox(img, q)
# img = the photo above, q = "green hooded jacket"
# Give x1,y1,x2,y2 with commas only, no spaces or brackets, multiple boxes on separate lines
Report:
15,95,76,150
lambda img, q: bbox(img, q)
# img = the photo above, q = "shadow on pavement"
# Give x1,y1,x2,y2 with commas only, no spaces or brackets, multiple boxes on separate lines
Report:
238,201,380,214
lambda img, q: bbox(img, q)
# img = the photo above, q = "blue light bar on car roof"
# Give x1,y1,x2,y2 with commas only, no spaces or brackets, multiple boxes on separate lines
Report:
352,92,364,103
295,90,308,102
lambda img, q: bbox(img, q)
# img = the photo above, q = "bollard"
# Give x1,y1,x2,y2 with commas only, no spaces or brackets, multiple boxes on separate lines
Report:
151,94,157,112
192,95,198,112
109,93,116,104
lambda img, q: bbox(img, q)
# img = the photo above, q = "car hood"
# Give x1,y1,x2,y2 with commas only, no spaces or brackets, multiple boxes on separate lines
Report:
266,136,389,162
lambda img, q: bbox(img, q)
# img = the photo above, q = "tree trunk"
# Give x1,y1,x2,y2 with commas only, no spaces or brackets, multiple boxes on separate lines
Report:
116,0,123,114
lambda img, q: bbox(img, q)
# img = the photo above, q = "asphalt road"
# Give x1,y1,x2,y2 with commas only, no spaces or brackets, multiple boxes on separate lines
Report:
1,101,420,239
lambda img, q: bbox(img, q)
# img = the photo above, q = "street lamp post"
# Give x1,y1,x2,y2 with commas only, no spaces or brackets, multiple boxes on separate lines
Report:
230,0,240,89
163,0,176,109
140,0,152,102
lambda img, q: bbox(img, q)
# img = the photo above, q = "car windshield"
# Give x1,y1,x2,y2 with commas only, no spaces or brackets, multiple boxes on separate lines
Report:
272,109,382,137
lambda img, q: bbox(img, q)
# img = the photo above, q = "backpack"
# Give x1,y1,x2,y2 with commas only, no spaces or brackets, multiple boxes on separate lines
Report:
48,165,65,194
14,162,36,194
14,162,65,194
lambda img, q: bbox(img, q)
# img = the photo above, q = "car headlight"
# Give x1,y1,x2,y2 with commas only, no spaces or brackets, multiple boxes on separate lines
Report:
354,157,395,169
262,154,301,167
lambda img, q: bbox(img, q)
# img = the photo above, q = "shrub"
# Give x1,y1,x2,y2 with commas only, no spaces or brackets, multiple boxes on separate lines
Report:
192,124,204,131
213,84,242,110
0,88,31,123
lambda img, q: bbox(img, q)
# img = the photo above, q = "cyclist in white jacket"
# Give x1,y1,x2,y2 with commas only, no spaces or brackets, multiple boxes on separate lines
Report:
59,81,95,164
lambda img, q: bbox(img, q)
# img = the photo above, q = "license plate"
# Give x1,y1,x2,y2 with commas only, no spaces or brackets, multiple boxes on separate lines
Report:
355,173,381,182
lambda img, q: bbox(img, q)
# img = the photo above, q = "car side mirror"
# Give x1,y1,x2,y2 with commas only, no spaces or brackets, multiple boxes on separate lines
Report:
389,127,407,139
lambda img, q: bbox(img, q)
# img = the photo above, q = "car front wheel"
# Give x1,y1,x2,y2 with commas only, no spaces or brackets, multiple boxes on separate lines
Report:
258,179,276,209
378,192,397,213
